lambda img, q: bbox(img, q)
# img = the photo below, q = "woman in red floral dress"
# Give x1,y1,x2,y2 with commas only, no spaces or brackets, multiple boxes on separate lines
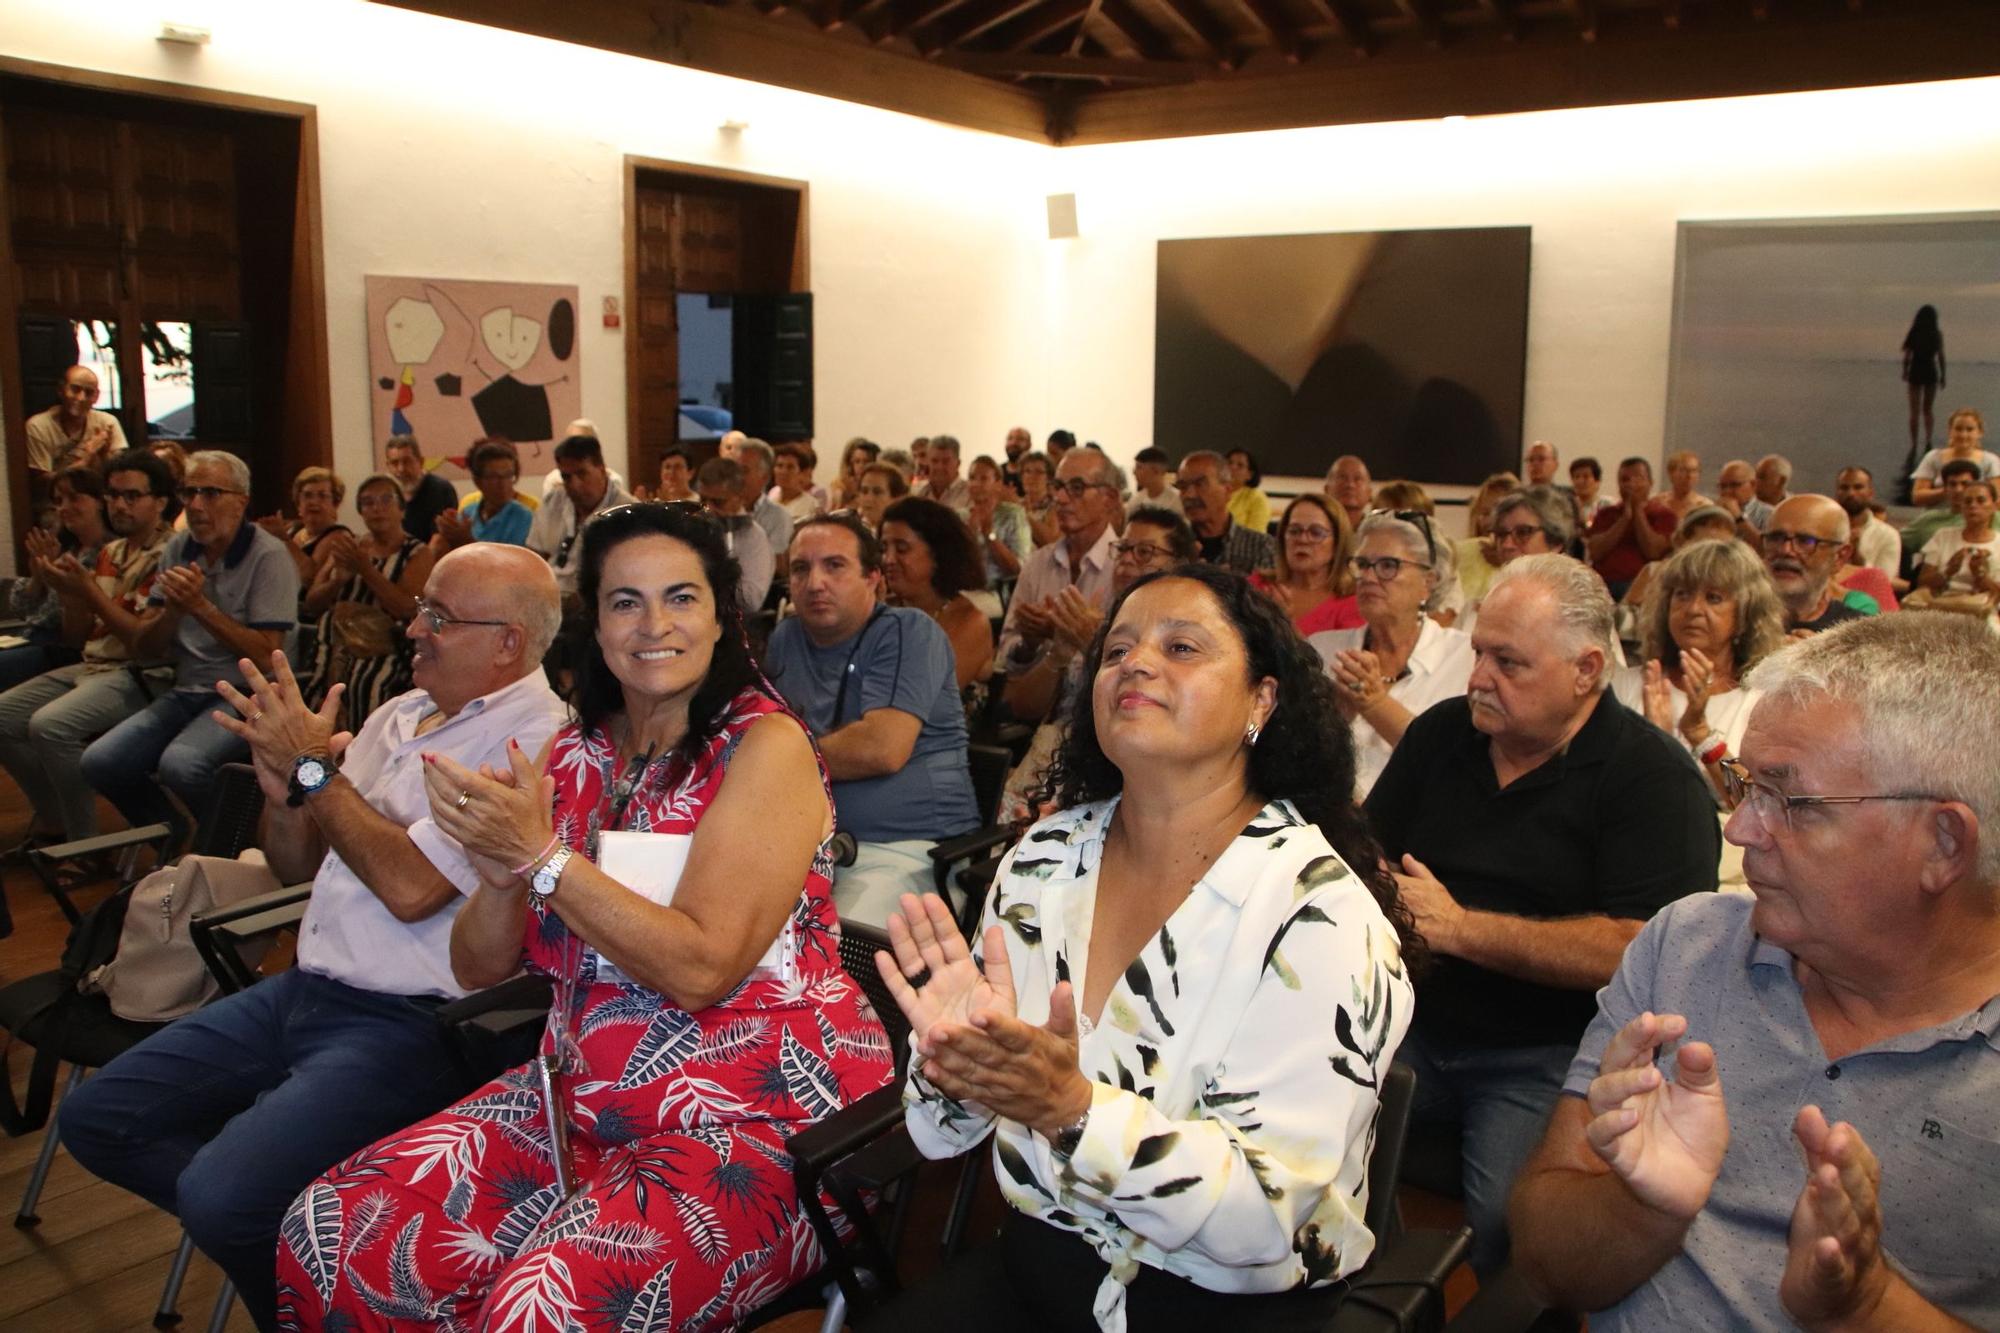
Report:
276,503,892,1332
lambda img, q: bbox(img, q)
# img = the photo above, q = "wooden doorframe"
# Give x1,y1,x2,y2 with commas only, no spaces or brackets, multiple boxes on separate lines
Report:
0,55,331,559
622,155,809,483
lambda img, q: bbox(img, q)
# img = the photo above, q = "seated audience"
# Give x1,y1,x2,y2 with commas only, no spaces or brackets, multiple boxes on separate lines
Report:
771,440,826,522
1513,613,2000,1332
527,433,636,602
0,450,175,858
854,459,910,534
1126,445,1181,515
1908,477,2000,618
997,448,1121,674
833,436,880,510
25,364,126,501
1251,492,1361,635
1835,465,1902,585
1001,425,1031,493
435,436,533,549
870,564,1419,1332
1654,449,1713,520
1,466,109,691
1902,456,1984,559
1762,495,1867,633
737,437,796,557
1449,471,1522,621
58,544,565,1329
696,456,776,610
80,451,299,847
1225,446,1272,534
280,505,891,1333
259,466,349,585
1364,554,1719,1275
965,454,1031,591
1176,450,1274,575
1457,482,1572,630
383,433,458,543
1044,428,1074,466
1909,405,1997,505
880,446,918,483
654,442,697,503
1312,511,1472,799
299,473,433,726
1325,454,1373,532
766,514,980,924
1714,458,1756,522
1743,453,1791,532
916,432,971,512
1570,456,1609,524
1523,439,1570,495
1586,457,1676,600
880,496,995,694
1615,538,1785,794
996,506,1195,819
1620,504,1740,624
1019,450,1061,548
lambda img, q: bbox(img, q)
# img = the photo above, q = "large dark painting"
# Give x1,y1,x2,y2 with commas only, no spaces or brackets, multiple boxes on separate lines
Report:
1154,226,1531,484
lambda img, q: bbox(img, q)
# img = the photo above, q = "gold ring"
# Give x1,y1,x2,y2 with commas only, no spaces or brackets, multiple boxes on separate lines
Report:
456,791,471,810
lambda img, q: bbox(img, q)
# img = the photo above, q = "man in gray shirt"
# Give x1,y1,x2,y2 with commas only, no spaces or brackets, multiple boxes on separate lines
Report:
81,450,298,846
1511,615,2000,1332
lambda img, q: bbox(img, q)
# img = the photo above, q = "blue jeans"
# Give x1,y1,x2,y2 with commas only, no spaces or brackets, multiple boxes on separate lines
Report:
56,969,475,1331
1397,1030,1575,1277
79,687,246,842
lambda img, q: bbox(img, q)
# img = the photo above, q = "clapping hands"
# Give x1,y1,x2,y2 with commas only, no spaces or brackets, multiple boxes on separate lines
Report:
1583,1011,1730,1220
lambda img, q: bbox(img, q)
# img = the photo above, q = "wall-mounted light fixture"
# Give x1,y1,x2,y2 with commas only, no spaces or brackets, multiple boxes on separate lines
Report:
158,21,212,45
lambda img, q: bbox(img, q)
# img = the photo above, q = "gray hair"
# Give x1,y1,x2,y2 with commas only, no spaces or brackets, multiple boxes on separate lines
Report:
696,456,744,490
1748,615,2000,882
186,449,251,495
1758,453,1794,482
879,448,915,479
927,434,961,457
1675,505,1737,542
1355,511,1456,614
1488,553,1616,668
515,579,564,664
1100,458,1129,496
1180,449,1228,475
1493,484,1577,551
1640,539,1787,675
737,438,774,480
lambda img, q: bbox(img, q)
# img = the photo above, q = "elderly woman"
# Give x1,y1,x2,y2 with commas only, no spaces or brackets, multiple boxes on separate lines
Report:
871,564,1418,1333
436,436,533,550
280,503,893,1332
298,473,433,727
854,459,910,534
833,436,881,511
1455,484,1576,630
1310,512,1473,798
261,466,350,584
1250,493,1360,635
881,495,995,694
1616,503,1739,644
1613,538,1785,798
1019,450,1061,548
966,453,1032,591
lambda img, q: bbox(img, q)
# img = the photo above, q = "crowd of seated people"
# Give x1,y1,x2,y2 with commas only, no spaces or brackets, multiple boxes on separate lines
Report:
6,386,1997,1332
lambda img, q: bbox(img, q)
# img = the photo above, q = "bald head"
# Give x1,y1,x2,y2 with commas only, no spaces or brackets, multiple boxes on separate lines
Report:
1762,494,1850,616
437,543,561,669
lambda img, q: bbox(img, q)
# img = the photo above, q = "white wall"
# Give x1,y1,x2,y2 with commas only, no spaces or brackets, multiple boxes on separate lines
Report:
1045,77,2000,491
5,0,1999,554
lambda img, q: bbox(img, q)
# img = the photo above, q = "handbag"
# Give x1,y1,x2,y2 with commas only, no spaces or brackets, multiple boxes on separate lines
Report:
329,599,399,658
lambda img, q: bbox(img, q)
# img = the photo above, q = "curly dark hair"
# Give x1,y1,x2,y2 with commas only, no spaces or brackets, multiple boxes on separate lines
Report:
569,502,770,766
1039,563,1425,970
880,496,986,598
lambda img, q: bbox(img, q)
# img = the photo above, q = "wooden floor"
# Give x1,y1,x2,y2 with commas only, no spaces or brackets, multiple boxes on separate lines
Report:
0,783,1477,1332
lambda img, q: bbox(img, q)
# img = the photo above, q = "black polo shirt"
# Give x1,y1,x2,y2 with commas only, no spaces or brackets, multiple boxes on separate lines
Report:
1365,691,1718,1050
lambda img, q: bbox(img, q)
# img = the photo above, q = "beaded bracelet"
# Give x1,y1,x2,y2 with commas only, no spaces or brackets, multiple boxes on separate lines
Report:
1698,735,1729,766
511,834,561,879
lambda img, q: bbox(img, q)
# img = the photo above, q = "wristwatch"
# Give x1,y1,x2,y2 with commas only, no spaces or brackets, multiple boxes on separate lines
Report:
286,752,335,807
1047,1105,1090,1159
530,845,573,900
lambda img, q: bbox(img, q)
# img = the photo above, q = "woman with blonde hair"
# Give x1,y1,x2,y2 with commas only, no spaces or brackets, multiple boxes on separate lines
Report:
1250,492,1360,635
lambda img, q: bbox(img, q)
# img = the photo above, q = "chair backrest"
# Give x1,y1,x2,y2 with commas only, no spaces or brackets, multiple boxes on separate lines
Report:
191,763,266,860
834,919,911,1074
1365,1061,1417,1243
966,743,1011,828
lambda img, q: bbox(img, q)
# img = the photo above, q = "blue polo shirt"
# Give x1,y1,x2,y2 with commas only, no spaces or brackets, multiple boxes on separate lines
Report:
1569,894,2000,1331
148,521,300,691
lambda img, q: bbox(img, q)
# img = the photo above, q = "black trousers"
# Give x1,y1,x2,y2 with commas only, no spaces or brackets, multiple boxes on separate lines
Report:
865,1211,1349,1333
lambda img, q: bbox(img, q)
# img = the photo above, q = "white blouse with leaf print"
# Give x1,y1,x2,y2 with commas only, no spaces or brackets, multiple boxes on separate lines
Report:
903,796,1414,1333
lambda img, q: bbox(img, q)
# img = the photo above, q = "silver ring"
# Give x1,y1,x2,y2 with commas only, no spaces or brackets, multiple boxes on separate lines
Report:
455,791,470,810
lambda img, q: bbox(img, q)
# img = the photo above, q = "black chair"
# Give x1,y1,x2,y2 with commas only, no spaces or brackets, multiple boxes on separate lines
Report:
927,743,1022,938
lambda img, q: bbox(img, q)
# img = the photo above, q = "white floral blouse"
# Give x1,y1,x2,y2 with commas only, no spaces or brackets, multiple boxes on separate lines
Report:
903,797,1414,1332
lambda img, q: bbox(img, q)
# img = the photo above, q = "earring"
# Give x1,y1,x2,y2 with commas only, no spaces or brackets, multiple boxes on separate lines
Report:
1244,722,1261,747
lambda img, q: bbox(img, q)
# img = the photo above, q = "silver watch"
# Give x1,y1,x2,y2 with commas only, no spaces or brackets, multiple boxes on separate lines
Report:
530,845,573,900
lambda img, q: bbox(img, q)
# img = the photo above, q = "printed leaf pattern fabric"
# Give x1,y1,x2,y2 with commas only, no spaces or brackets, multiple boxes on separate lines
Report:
904,798,1414,1333
276,688,892,1331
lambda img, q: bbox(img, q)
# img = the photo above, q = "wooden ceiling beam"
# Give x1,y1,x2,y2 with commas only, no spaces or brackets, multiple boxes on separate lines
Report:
938,49,1200,80
1297,0,1375,55
997,0,1095,52
864,0,967,43
923,0,1045,49
1096,0,1177,60
1396,0,1443,49
1154,0,1241,67
1239,0,1306,63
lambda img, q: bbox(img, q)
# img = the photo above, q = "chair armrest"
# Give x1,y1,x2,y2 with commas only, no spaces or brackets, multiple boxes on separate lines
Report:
1442,1264,1568,1333
1327,1226,1473,1333
787,1084,909,1184
189,882,313,995
28,823,173,867
928,825,1018,898
434,973,553,1032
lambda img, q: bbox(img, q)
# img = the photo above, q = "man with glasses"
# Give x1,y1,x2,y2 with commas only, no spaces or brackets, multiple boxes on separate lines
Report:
1761,495,1867,634
79,450,299,848
528,433,635,602
383,433,459,544
0,449,176,846
59,544,565,1330
436,437,535,550
1175,449,1274,576
997,448,1122,672
695,455,776,610
1365,554,1718,1277
1513,614,2000,1332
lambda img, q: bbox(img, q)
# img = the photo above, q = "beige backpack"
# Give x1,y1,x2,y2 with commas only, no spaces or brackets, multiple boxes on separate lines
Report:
80,854,286,1022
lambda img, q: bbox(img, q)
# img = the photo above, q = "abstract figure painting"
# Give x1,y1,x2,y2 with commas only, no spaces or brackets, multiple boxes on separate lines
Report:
365,276,582,476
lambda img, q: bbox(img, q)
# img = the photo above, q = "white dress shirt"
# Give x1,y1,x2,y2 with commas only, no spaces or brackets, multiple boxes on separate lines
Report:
1309,619,1476,798
1852,512,1900,579
996,525,1118,670
295,670,567,999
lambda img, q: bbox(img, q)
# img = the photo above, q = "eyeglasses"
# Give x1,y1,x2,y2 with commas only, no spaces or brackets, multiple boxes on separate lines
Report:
1350,555,1431,581
1283,524,1334,543
412,596,512,635
296,489,336,504
178,485,243,504
1055,477,1109,498
1493,523,1546,545
1761,530,1837,556
1111,541,1175,563
1718,758,1947,833
356,492,401,509
107,487,158,504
